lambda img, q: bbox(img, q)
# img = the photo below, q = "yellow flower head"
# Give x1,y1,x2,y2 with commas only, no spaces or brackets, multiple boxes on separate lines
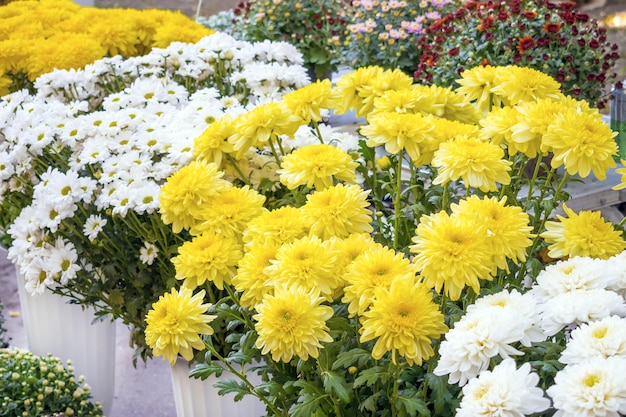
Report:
333,65,385,116
254,285,334,362
478,106,518,148
490,65,562,106
151,15,214,47
145,287,216,365
193,114,236,168
451,195,533,271
232,243,279,309
330,233,380,281
371,86,439,116
172,232,242,290
82,10,140,57
266,235,341,300
540,205,626,260
410,210,496,300
159,161,231,233
507,98,569,158
361,112,435,165
432,134,512,192
423,85,480,124
542,108,618,180
229,102,302,158
191,185,266,237
455,65,500,113
278,143,358,190
342,245,417,317
302,183,373,240
242,206,308,248
282,79,339,123
359,276,447,366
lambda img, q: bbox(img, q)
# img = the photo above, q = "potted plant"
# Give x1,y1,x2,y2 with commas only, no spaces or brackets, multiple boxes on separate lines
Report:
414,0,621,109
145,63,626,415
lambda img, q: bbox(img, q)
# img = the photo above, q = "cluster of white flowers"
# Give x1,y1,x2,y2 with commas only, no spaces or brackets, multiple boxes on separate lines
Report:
0,33,310,296
435,253,626,416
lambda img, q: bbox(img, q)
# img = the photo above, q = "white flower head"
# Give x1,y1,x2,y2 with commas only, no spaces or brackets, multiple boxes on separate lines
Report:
547,357,626,417
139,241,159,266
456,358,551,417
83,214,108,242
538,289,626,336
560,316,626,365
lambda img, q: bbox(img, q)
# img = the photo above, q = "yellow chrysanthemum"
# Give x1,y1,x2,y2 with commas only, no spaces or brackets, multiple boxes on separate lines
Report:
612,160,626,191
254,285,334,362
507,98,570,158
229,102,302,158
371,85,440,116
410,210,495,300
191,185,266,237
540,204,626,260
333,65,385,116
342,245,417,317
242,206,308,248
232,243,279,309
145,287,216,365
26,33,107,80
82,10,140,57
451,195,533,271
423,84,480,124
282,79,339,123
490,65,562,106
455,65,500,113
361,112,435,165
278,143,358,190
432,134,512,192
425,115,480,164
266,235,341,300
193,114,235,168
151,16,213,48
357,68,414,117
542,108,618,180
330,233,380,280
302,183,373,239
359,276,448,366
172,232,242,290
159,161,231,233
478,106,518,147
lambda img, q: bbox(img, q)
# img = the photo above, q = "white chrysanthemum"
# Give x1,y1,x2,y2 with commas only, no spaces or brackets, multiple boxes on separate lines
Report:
464,289,545,347
139,242,159,266
560,316,626,365
456,358,551,417
604,251,626,296
435,311,525,386
47,237,80,285
547,357,626,417
83,214,107,242
538,289,626,336
532,257,614,303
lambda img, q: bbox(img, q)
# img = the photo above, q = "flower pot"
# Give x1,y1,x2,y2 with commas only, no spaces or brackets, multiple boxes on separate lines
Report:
171,360,266,417
15,270,116,416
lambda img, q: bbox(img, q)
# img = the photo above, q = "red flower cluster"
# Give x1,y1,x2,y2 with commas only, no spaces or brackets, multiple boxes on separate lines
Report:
414,0,620,108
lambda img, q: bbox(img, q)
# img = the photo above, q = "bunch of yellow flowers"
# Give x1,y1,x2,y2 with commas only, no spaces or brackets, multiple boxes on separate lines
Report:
146,64,626,416
0,0,213,95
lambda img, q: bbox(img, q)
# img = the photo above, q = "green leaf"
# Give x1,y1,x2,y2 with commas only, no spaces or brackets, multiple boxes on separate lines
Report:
189,362,224,380
331,348,372,371
214,379,251,401
353,366,388,388
321,370,351,403
394,393,430,417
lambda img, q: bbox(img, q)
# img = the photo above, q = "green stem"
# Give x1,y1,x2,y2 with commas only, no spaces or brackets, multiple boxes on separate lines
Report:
393,151,404,250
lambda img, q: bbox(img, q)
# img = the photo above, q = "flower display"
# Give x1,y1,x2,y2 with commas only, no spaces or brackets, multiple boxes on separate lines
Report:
232,0,351,79
144,63,626,415
345,0,458,75
0,0,213,96
414,0,621,108
0,348,103,417
0,32,309,361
